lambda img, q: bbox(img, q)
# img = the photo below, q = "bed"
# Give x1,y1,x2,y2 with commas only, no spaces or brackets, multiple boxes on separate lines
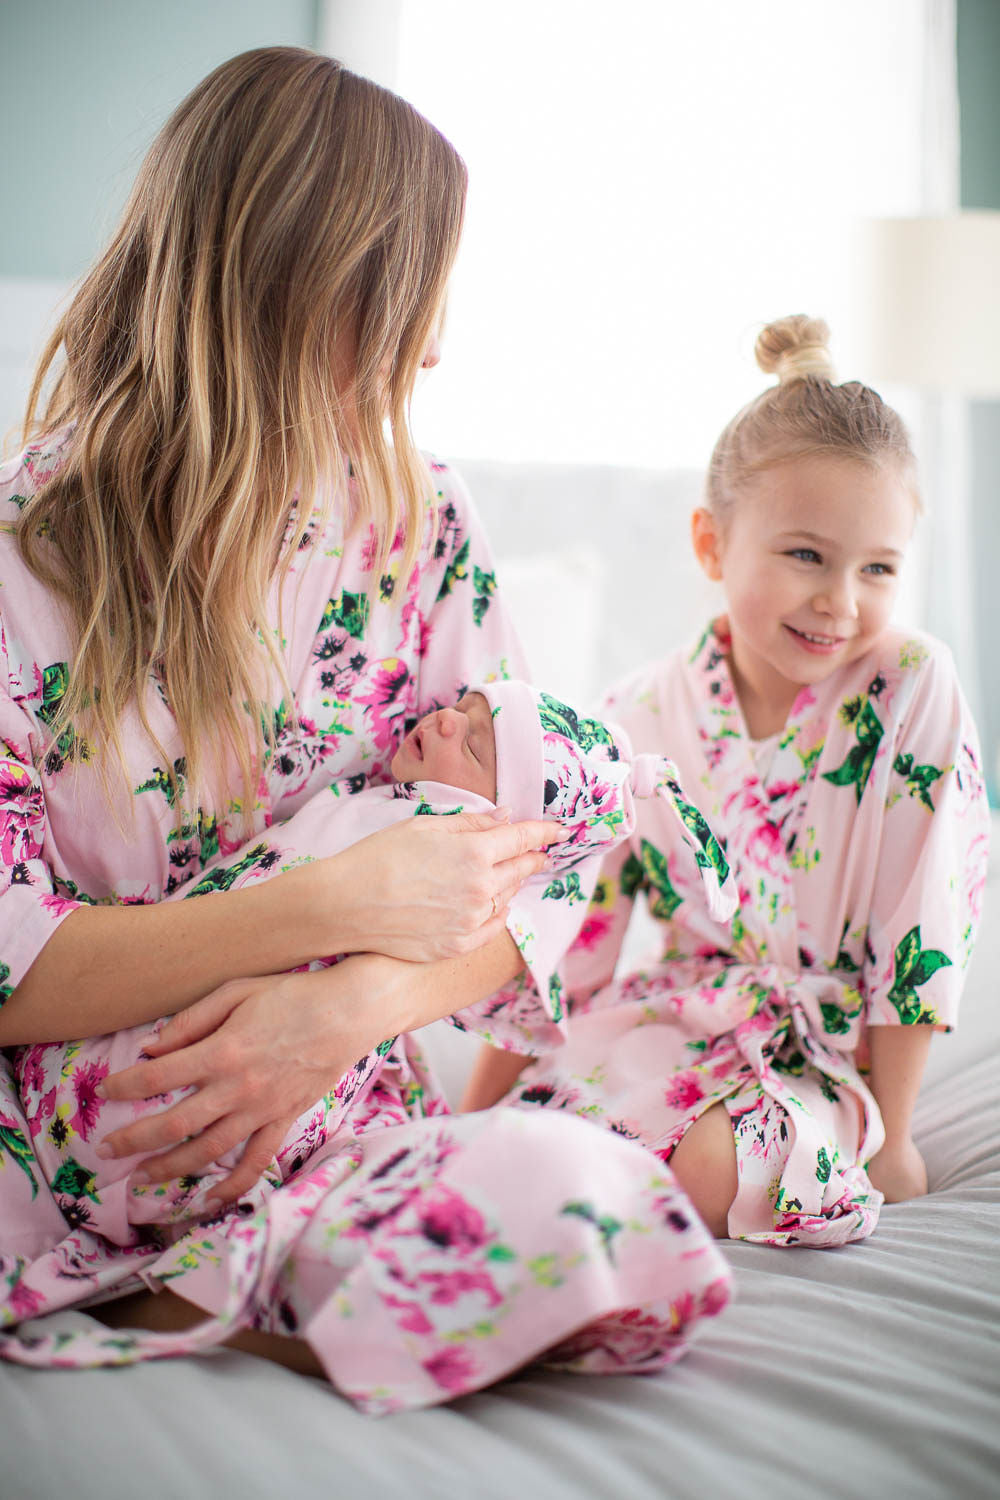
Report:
2,462,997,1500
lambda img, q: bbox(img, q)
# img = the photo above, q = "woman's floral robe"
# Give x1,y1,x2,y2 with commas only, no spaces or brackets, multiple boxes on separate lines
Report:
508,618,991,1246
0,437,730,1413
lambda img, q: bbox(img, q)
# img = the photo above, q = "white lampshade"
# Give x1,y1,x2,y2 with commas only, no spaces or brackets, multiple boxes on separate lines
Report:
851,213,1000,397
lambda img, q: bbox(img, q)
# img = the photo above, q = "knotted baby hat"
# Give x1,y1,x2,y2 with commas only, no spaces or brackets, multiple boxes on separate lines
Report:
471,680,736,923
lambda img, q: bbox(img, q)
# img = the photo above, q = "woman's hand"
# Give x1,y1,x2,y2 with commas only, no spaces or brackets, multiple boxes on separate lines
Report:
328,810,562,962
97,962,394,1205
867,1136,929,1203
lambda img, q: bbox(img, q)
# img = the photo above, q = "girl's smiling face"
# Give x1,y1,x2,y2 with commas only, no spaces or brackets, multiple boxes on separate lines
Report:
692,453,916,736
391,692,497,800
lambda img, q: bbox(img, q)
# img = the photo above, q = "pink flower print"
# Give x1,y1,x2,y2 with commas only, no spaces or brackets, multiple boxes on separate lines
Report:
744,820,785,877
418,1189,488,1252
356,658,412,753
577,912,612,950
382,1292,435,1336
39,892,79,920
6,1272,46,1322
964,831,990,927
419,1266,503,1309
767,780,800,803
422,1344,479,1395
70,1059,110,1142
663,1073,704,1112
0,762,44,864
24,445,63,489
16,1044,49,1099
700,1274,732,1319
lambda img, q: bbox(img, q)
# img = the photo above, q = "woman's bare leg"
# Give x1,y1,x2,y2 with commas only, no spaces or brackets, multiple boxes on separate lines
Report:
94,1288,325,1377
668,1103,738,1238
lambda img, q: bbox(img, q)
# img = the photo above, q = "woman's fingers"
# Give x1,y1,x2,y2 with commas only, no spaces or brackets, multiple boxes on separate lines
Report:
131,1108,266,1186
98,1071,232,1160
142,982,250,1056
99,1036,214,1106
206,1121,289,1205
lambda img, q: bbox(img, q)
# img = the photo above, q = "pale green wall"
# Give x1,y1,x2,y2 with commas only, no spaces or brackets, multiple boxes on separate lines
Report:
958,0,1000,212
0,0,319,279
957,0,1000,801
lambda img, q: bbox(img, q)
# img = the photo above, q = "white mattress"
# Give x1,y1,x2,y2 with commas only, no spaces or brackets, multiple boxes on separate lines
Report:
3,826,997,1500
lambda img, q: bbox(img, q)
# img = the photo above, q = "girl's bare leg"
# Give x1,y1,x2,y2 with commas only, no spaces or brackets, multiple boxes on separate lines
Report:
668,1103,738,1238
94,1288,325,1377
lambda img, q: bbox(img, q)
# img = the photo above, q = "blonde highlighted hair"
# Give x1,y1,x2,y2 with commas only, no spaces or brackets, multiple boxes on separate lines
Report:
17,46,467,814
706,314,920,522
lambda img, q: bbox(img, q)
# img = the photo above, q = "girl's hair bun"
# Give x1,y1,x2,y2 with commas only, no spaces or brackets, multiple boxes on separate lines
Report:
755,315,834,384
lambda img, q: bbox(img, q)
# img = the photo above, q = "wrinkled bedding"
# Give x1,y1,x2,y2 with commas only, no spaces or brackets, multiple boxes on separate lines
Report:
2,831,996,1500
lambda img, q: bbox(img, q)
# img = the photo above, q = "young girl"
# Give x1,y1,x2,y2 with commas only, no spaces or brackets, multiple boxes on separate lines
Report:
0,48,733,1412
466,315,991,1248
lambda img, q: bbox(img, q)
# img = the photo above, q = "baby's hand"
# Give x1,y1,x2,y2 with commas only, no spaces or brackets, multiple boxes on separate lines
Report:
867,1136,928,1203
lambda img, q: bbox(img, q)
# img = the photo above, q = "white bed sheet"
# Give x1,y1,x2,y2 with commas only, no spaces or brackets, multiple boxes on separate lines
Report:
2,826,997,1500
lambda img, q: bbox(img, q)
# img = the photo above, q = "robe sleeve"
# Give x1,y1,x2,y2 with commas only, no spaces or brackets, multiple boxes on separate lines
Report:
451,837,640,1052
861,643,991,1032
0,618,84,1007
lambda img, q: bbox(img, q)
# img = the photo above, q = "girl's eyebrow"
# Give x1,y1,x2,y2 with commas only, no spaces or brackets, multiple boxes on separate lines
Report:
774,529,904,559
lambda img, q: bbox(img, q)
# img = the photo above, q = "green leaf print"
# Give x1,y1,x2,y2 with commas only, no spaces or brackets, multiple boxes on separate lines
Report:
816,1147,832,1184
821,698,884,804
537,693,618,755
886,924,952,1023
639,838,682,920
542,872,586,904
0,962,12,1010
671,794,730,885
0,1123,40,1199
135,757,187,809
375,1036,397,1058
320,590,369,640
51,1157,100,1203
436,536,470,600
198,812,220,866
560,1200,625,1263
819,1001,853,1036
36,662,70,728
548,972,564,1024
184,842,275,897
471,565,497,627
893,752,944,813
833,917,860,974
620,852,645,899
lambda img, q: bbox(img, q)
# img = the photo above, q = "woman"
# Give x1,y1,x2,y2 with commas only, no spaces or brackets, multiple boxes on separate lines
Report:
0,48,730,1413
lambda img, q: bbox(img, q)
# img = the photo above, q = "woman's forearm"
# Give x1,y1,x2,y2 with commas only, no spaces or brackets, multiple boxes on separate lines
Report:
379,930,526,1038
0,861,338,1046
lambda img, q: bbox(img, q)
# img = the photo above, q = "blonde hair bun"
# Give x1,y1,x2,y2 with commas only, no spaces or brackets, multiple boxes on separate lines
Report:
755,315,834,385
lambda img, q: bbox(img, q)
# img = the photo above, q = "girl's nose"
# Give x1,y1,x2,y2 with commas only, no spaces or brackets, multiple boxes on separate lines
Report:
815,574,858,620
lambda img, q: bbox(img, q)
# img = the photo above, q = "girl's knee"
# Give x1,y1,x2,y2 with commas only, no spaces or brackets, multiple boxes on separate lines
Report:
669,1104,738,1239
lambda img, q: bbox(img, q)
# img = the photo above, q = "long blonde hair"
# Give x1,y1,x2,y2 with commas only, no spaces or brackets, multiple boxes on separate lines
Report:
706,315,920,523
17,47,467,814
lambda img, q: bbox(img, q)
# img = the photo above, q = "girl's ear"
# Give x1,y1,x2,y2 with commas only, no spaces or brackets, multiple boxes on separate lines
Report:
691,507,724,581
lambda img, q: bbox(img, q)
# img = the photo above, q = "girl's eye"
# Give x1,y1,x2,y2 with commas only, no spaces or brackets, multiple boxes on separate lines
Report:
863,562,895,577
787,548,821,564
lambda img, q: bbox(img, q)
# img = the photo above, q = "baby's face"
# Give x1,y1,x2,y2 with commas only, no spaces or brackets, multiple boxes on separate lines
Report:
390,692,497,801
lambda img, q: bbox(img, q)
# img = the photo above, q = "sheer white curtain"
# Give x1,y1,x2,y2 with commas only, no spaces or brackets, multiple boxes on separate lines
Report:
321,1,960,655
380,2,939,466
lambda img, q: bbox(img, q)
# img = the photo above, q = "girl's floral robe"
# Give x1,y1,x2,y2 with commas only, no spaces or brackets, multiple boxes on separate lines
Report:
0,437,730,1414
508,618,990,1247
